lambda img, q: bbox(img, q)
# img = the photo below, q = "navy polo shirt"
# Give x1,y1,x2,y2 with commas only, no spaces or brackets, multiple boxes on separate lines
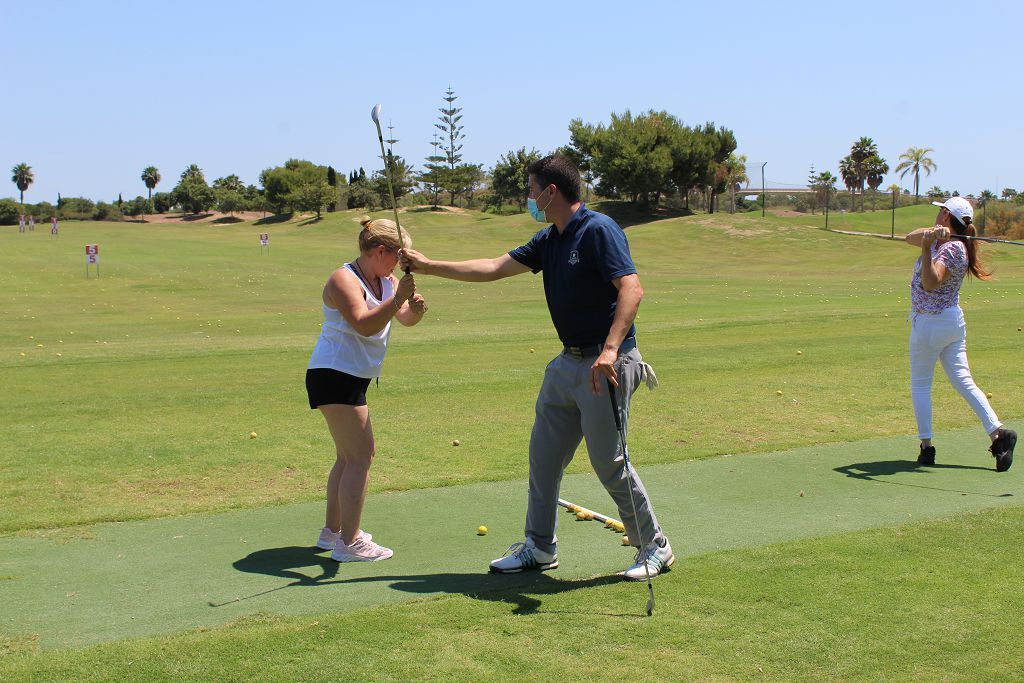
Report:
508,205,637,347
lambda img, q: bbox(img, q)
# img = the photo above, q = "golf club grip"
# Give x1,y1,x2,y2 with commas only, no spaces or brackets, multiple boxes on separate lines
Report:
607,380,624,433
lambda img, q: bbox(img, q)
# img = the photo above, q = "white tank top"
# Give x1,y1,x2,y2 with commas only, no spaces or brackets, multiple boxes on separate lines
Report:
307,263,394,378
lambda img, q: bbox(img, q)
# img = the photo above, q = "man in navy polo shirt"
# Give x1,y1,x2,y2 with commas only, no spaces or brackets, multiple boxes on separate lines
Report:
400,155,672,580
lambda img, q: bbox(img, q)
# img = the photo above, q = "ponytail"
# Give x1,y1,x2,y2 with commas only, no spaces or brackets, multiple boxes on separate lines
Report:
952,216,991,280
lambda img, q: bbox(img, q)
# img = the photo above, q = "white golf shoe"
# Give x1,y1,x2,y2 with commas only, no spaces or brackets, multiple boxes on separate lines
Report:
330,535,393,562
489,538,558,573
623,539,674,581
315,526,371,550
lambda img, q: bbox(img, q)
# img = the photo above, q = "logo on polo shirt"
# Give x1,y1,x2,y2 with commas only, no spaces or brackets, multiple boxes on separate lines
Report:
568,250,580,266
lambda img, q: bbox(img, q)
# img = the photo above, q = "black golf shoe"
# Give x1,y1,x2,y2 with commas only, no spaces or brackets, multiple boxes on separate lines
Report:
917,444,936,466
990,428,1017,473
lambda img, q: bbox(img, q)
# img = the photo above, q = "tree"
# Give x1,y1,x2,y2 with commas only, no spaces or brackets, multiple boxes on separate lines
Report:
811,171,837,210
806,164,819,214
212,174,245,193
1001,188,1018,201
180,164,205,184
152,192,174,214
11,163,33,208
894,147,937,204
490,147,542,212
372,153,416,209
172,165,216,214
849,137,878,211
865,155,889,198
215,188,245,215
926,185,945,200
838,156,858,209
288,181,334,219
418,132,447,209
346,172,378,210
259,159,330,214
572,110,677,205
434,87,475,206
123,196,151,218
722,153,748,213
141,166,161,201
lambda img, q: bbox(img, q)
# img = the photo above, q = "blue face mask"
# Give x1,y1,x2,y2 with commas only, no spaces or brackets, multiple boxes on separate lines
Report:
527,188,552,223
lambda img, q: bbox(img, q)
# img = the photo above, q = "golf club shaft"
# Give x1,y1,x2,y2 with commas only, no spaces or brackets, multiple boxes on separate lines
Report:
608,380,655,616
371,106,408,273
965,235,1024,247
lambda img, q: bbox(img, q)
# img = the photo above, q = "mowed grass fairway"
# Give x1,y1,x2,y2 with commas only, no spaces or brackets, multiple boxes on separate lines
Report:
2,206,1023,680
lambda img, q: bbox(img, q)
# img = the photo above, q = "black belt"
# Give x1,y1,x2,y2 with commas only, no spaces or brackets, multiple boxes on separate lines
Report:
563,336,636,359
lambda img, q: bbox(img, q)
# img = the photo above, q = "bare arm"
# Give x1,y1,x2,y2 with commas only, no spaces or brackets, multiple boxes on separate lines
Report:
915,228,951,291
323,269,411,337
590,273,644,394
400,250,531,282
395,293,427,327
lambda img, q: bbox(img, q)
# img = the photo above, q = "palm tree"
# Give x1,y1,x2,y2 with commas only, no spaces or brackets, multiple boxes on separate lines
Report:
865,156,890,208
141,166,161,201
838,156,857,210
894,147,937,204
849,137,878,211
722,152,748,213
11,163,33,209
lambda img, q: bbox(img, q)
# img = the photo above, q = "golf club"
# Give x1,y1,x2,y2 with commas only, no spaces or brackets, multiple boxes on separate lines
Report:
964,235,1024,247
607,380,655,617
370,103,409,273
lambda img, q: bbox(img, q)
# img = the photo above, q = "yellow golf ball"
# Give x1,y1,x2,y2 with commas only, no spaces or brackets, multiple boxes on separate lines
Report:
776,390,783,396
621,536,631,546
576,511,588,520
249,432,257,439
477,525,488,536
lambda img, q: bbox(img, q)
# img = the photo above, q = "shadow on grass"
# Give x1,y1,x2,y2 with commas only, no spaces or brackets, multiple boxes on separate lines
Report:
254,213,294,225
215,545,633,616
592,200,693,229
213,215,244,224
297,215,323,227
834,459,1012,498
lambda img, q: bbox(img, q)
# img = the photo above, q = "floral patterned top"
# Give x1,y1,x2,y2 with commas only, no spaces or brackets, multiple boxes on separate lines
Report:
910,240,968,313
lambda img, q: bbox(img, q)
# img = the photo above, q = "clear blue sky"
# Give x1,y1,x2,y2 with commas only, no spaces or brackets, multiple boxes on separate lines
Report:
3,0,1021,203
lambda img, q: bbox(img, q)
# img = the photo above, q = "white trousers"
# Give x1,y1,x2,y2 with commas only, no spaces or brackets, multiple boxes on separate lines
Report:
909,306,1001,440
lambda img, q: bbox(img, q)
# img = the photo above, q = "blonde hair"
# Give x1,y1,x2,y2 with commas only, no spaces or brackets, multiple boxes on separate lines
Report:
358,216,411,253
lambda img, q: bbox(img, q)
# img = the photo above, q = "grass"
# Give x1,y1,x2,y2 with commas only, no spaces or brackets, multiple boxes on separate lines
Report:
2,206,1023,680
2,207,1023,532
2,505,1022,681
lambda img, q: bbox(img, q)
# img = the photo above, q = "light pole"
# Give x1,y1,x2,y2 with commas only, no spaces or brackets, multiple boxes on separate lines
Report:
761,162,767,218
891,189,896,239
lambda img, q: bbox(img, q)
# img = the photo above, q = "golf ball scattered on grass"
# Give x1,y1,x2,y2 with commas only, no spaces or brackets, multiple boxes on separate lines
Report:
621,536,631,546
776,390,783,396
477,526,487,536
249,432,257,439
986,392,993,399
576,511,588,520
452,439,461,446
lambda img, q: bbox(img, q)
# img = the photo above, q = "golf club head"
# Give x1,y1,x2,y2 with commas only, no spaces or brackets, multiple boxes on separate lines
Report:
647,589,655,616
371,104,382,124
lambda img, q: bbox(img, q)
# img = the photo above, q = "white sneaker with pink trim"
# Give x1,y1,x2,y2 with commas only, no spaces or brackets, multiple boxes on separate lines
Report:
331,536,394,562
316,527,371,550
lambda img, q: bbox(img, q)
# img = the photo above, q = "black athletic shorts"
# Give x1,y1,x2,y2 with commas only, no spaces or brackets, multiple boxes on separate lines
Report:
305,368,372,408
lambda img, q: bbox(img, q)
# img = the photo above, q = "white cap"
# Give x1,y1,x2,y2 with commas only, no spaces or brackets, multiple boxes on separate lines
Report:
931,196,974,225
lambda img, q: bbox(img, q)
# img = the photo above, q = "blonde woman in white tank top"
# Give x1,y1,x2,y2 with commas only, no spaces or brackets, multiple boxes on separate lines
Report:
306,217,426,562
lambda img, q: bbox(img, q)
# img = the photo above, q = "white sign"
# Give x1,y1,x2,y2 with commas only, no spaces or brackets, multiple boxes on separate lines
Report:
50,217,58,235
18,215,25,232
28,215,35,231
85,244,99,264
259,233,269,246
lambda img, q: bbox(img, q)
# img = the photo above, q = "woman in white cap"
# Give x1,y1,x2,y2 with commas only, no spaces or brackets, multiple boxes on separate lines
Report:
905,196,1015,471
